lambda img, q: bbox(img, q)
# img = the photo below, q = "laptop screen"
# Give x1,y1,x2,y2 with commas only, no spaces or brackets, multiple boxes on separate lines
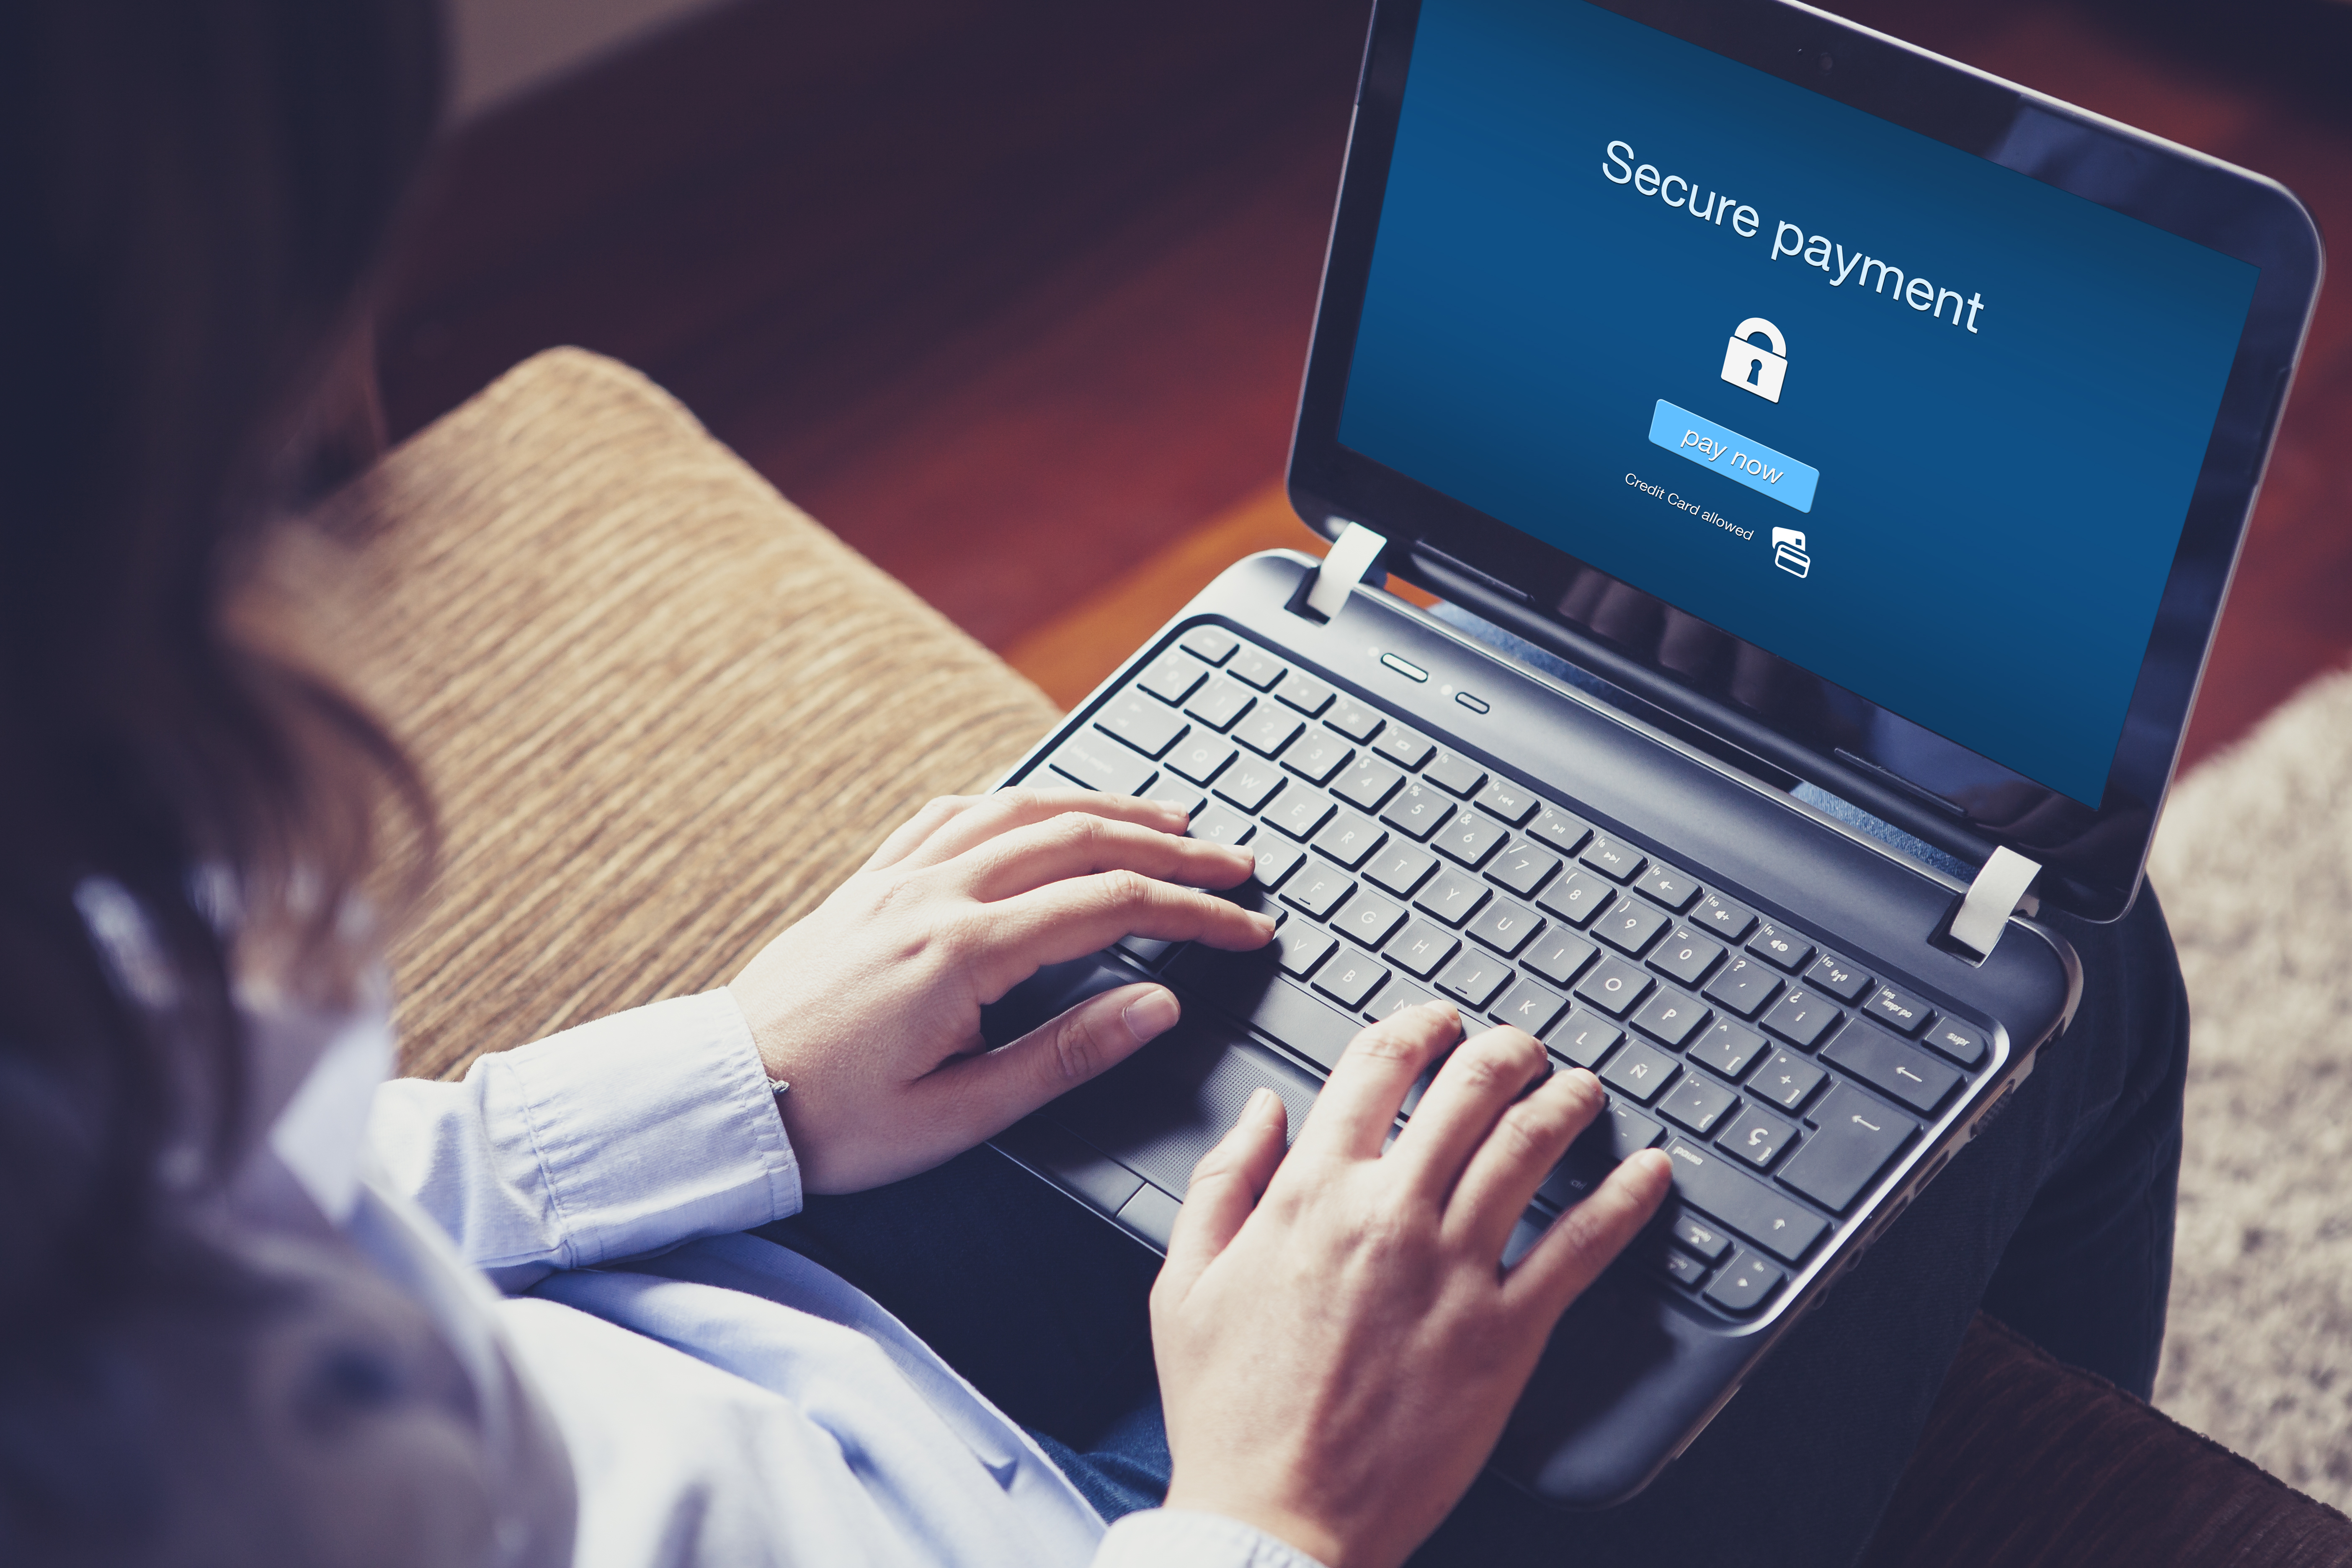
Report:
1332,0,2261,810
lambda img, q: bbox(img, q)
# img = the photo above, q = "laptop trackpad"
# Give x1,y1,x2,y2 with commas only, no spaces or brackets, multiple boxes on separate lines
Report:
1050,1009,1321,1200
985,955,1325,1206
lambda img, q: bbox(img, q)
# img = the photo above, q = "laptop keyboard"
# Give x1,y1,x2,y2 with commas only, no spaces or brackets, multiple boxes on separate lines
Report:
1037,623,1992,1320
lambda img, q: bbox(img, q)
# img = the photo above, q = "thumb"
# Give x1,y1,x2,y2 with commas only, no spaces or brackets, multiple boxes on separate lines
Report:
921,981,1180,1137
1158,1085,1289,1301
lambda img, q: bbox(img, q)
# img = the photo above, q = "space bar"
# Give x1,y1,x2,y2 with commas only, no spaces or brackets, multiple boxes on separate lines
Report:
1165,949,1362,1074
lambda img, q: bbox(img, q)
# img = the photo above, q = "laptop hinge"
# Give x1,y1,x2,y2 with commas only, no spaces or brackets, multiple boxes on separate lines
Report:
1943,845,2043,961
1296,520,1389,622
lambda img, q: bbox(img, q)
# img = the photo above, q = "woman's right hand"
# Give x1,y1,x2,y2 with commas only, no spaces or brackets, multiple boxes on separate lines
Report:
1150,1002,1673,1568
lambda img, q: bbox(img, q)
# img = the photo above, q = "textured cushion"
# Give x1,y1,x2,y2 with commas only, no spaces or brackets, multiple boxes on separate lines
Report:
326,347,1060,1080
1859,1314,2352,1567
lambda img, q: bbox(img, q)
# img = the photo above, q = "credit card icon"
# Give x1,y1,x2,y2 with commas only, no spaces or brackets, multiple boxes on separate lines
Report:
1772,527,1811,578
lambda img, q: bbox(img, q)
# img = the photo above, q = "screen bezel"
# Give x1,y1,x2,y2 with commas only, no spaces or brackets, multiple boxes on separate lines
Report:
1287,0,2323,923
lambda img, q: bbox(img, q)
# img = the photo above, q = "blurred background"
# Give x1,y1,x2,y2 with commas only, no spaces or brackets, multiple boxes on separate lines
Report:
380,0,2348,745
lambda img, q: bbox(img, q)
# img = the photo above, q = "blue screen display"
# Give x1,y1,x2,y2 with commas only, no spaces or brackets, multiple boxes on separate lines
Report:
1338,0,2259,805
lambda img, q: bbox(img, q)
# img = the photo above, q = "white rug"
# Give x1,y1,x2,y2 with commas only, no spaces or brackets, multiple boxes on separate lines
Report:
2149,662,2352,1507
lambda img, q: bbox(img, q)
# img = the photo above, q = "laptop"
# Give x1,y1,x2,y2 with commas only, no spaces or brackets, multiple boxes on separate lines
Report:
980,0,2320,1509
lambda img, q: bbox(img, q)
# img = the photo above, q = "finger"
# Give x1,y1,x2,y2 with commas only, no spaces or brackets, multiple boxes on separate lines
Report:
966,872,1276,998
913,982,1185,1153
895,787,1190,871
1284,1002,1464,1163
1443,1067,1608,1255
954,811,1254,903
860,795,988,872
1159,1085,1289,1302
1503,1148,1674,1318
1383,1025,1551,1202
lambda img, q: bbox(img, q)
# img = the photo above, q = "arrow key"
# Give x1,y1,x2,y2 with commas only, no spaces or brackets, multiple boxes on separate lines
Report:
1651,1246,1712,1289
1660,1140,1826,1263
1668,1210,1734,1264
1702,1248,1786,1315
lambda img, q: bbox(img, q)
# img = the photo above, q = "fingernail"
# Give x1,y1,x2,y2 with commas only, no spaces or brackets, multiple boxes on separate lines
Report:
1246,1086,1281,1122
1123,987,1180,1042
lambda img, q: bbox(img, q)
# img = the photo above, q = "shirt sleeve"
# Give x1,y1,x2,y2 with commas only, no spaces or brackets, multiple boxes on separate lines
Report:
1093,1511,1333,1568
366,990,800,1291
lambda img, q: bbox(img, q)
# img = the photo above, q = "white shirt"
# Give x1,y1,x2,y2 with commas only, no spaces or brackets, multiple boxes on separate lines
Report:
344,990,1323,1568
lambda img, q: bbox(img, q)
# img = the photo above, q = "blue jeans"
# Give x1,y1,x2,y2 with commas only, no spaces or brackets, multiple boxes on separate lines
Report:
761,885,2188,1566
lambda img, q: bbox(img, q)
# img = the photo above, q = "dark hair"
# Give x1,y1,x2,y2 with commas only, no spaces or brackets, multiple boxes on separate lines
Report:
0,0,443,1550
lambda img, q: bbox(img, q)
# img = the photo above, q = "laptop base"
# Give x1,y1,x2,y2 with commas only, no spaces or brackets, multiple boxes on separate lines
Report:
986,551,2075,1507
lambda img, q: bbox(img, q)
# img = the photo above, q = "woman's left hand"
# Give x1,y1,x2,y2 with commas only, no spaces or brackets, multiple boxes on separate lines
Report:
728,787,1273,1193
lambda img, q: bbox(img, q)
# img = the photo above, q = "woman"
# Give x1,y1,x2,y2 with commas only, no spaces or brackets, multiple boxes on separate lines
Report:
0,3,2190,1565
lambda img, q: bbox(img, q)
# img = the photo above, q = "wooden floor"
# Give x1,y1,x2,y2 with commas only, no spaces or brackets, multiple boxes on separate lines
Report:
380,0,1373,655
379,0,2348,769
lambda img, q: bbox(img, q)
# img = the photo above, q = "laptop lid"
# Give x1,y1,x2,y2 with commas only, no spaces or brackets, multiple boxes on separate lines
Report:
1287,0,2321,923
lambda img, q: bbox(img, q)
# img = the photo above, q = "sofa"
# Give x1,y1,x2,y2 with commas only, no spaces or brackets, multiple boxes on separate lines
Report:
330,347,2352,1566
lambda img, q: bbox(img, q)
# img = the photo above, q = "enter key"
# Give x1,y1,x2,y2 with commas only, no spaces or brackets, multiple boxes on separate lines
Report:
1779,1083,1918,1214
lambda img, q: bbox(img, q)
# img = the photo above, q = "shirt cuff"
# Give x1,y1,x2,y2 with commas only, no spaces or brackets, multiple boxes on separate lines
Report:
485,989,800,1266
1093,1510,1333,1568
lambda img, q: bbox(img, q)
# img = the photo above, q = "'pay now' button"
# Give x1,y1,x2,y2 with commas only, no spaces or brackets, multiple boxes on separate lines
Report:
1648,400,1818,513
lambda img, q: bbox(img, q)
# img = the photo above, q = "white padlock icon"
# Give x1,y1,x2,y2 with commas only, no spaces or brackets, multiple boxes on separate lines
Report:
1720,317,1788,402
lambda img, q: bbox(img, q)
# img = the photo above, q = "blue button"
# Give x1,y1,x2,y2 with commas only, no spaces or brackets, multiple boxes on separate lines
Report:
1648,400,1818,513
